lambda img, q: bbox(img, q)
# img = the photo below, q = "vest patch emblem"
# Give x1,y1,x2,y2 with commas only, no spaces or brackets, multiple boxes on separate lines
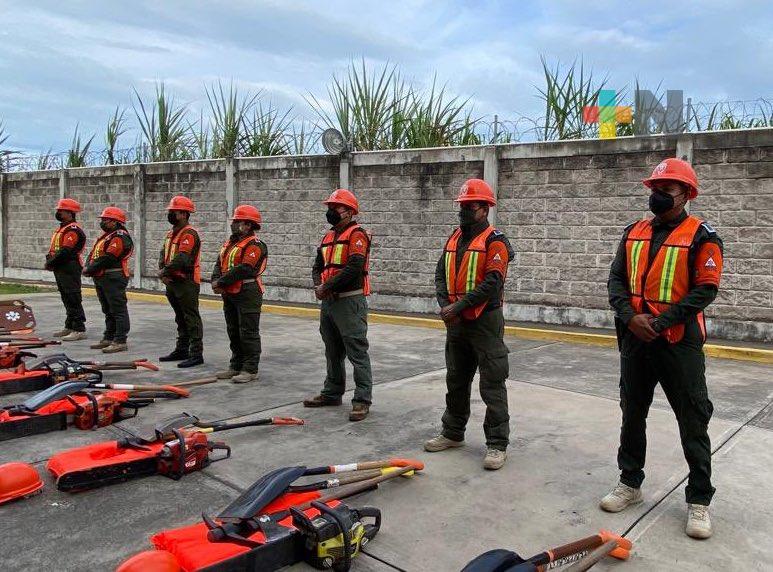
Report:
705,256,716,268
355,239,364,247
492,253,502,261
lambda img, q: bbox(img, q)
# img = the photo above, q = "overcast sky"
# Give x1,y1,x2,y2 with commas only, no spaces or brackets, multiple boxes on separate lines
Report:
1,0,772,154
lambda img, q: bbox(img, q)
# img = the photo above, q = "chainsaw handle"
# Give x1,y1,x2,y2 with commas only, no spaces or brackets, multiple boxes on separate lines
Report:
134,359,160,371
356,506,382,541
208,441,232,463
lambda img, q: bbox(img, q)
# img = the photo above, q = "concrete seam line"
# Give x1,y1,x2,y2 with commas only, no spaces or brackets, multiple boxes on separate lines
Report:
81,288,773,364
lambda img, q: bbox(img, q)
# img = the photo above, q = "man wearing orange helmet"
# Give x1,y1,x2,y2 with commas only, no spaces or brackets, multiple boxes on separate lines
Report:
211,205,267,384
602,158,723,540
45,198,88,341
157,195,204,368
425,179,514,470
303,189,373,422
83,206,134,354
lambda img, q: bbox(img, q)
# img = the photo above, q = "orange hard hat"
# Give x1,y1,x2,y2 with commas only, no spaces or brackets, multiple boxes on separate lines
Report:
232,204,262,224
116,550,181,572
455,178,496,206
0,462,43,505
643,158,699,199
100,206,127,224
323,189,359,215
56,198,81,213
166,195,195,213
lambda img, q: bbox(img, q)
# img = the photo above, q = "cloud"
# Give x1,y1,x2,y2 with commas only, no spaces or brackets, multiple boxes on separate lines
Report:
0,0,771,154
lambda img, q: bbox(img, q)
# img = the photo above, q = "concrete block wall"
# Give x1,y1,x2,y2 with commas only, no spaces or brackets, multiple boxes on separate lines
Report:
1,128,771,341
239,155,339,291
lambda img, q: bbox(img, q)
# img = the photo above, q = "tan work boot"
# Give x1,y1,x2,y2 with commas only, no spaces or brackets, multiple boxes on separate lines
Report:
349,403,369,422
216,369,240,380
424,434,464,452
102,342,128,354
62,331,87,342
483,448,507,470
53,329,72,338
303,394,343,407
232,371,258,384
600,482,643,513
90,339,112,350
686,504,713,539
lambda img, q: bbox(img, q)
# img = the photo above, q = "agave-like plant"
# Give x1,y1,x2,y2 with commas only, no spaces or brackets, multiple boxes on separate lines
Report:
189,111,211,160
133,83,191,162
240,103,293,156
403,77,476,148
537,56,608,140
207,80,259,158
36,147,57,170
0,121,15,172
105,107,128,165
289,120,322,155
66,124,95,168
308,59,408,151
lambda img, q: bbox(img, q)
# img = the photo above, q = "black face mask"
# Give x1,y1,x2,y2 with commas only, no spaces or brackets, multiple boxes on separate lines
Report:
55,212,65,222
167,212,178,225
100,221,112,232
326,208,342,226
649,191,676,215
230,222,244,237
458,207,478,227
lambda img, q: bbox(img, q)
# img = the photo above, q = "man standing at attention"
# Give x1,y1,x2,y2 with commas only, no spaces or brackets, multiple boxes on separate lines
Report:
425,179,514,470
601,158,723,540
304,189,373,422
158,195,204,368
45,198,87,341
211,205,267,384
83,206,133,354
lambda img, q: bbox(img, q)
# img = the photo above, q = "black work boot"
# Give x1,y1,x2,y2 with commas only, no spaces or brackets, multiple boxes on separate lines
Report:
177,355,204,368
159,349,189,362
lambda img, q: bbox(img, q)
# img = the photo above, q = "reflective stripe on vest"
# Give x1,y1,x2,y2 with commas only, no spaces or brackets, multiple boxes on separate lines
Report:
444,225,496,321
319,224,371,296
87,229,133,278
218,235,265,294
163,225,201,284
625,216,704,343
49,223,84,267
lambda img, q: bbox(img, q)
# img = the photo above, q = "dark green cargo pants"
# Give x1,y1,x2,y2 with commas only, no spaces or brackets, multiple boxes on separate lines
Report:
54,265,85,332
320,294,373,405
442,308,510,451
94,273,129,343
165,279,203,356
222,285,262,374
617,319,715,505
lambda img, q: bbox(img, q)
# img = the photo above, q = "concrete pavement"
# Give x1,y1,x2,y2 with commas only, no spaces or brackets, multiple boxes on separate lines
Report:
0,293,771,571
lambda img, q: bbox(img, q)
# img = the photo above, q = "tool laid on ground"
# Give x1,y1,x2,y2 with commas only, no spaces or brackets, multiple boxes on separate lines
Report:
0,353,159,396
47,413,305,491
461,530,632,571
116,458,423,572
0,462,44,506
0,300,36,334
0,377,217,441
564,539,620,572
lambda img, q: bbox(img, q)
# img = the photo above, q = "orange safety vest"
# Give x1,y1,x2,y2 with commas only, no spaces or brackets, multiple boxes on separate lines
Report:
444,225,498,321
162,225,201,284
49,222,84,267
625,215,706,344
87,229,133,278
218,235,266,294
319,224,371,295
